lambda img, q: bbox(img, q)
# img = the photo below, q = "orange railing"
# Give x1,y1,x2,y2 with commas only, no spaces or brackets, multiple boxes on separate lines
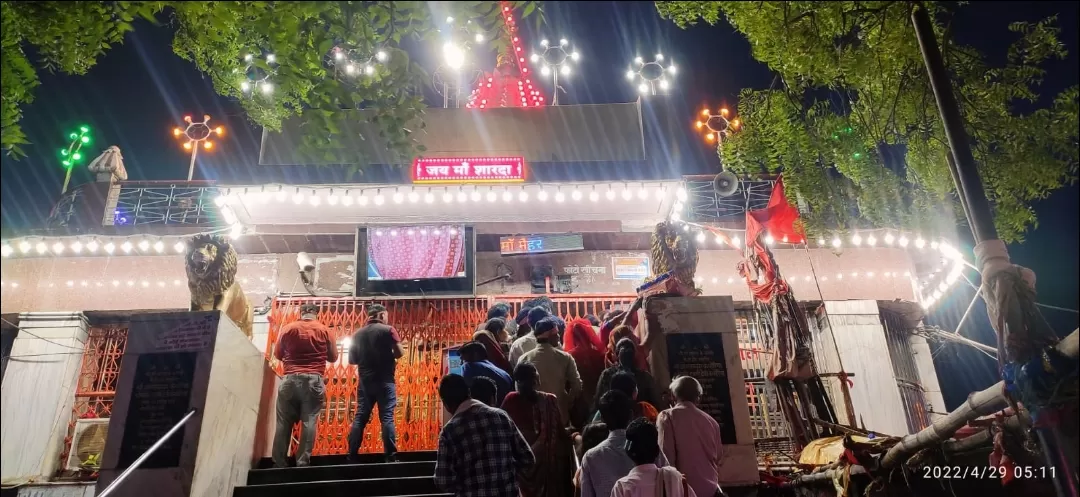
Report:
59,325,128,474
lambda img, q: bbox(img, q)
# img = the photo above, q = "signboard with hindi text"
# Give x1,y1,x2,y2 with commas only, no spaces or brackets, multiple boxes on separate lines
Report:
666,332,738,445
499,233,584,256
411,156,526,184
612,256,651,280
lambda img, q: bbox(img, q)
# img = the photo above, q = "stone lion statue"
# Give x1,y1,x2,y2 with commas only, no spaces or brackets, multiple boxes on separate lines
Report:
185,234,253,338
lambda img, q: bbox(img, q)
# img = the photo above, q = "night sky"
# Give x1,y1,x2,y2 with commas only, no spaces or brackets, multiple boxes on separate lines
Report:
1,2,1076,410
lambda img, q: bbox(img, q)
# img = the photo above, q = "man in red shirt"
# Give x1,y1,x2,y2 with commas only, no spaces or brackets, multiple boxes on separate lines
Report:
272,303,338,467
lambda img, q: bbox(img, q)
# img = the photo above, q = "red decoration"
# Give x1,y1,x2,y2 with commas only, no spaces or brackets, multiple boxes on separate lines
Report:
740,177,804,303
410,156,526,183
466,2,545,109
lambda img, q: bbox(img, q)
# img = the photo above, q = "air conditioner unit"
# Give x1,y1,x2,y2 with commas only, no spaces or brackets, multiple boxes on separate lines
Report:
65,418,110,471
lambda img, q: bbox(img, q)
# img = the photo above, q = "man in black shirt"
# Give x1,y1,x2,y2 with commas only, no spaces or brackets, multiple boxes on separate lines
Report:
347,303,403,462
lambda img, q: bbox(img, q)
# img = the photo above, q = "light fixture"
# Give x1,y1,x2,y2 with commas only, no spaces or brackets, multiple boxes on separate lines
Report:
627,53,676,96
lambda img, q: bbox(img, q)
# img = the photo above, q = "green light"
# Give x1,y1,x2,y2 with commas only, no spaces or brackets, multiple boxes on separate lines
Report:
61,149,68,156
72,152,82,161
69,132,78,140
63,160,71,167
80,136,90,144
853,152,862,159
79,126,89,133
844,127,852,133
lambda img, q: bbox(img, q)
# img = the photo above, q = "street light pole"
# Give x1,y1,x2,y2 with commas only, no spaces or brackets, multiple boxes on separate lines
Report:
59,126,91,195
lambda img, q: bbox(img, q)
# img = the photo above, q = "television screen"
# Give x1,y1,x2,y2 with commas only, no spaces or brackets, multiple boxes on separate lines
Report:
366,225,467,280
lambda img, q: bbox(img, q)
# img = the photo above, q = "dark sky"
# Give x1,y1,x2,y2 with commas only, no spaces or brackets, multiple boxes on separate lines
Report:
1,2,1077,410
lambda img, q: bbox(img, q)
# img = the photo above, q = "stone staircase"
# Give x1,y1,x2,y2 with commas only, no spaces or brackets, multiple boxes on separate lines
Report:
233,451,448,497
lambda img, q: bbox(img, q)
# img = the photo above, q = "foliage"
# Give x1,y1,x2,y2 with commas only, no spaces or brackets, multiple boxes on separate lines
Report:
656,1,1078,242
1,1,542,165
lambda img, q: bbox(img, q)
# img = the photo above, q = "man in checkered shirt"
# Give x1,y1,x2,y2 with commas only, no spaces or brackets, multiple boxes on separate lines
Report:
435,374,535,497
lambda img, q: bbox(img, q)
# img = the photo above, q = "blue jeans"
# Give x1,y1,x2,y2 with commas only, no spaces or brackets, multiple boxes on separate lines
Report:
347,381,397,456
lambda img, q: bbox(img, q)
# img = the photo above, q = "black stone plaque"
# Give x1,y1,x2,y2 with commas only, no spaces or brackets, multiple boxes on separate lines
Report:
117,352,197,469
666,332,738,445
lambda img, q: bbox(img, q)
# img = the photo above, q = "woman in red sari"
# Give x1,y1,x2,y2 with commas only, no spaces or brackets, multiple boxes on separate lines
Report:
501,362,575,497
563,318,605,428
473,317,513,375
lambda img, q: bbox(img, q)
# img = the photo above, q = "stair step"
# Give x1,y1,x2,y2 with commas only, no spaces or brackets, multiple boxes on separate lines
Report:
247,461,436,486
233,476,439,497
255,451,437,469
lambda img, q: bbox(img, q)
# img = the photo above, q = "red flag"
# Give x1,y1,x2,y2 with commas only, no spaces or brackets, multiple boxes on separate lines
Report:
746,177,802,245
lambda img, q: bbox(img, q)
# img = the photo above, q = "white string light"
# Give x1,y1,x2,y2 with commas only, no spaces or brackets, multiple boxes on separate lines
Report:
626,53,676,95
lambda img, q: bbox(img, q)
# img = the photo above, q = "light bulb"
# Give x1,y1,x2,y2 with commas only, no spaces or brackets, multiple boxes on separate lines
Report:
571,190,582,201
443,192,454,203
537,190,549,202
341,195,354,206
560,65,570,76
659,79,669,90
560,38,568,46
621,189,633,201
626,70,635,80
731,236,741,247
327,194,339,205
475,33,485,43
407,191,419,203
764,235,775,245
261,83,273,94
392,192,404,204
715,235,724,245
86,240,99,252
240,81,251,92
637,188,649,200
52,242,64,254
589,191,599,202
174,241,186,253
898,235,909,247
518,191,529,202
266,54,276,63
605,189,616,200
309,195,321,206
831,236,842,248
541,65,550,76
292,192,304,204
358,195,370,206
884,232,895,245
346,64,356,74
456,191,468,203
817,238,826,246
554,191,566,202
376,50,388,61
638,83,649,93
18,241,31,253
373,194,385,205
120,241,133,253
656,53,664,61
424,193,435,203
137,240,150,251
70,241,83,253
502,191,513,202
634,56,644,65
668,64,677,75
104,242,115,254
866,234,877,246
695,232,706,243
531,54,540,63
153,241,165,253
335,51,345,61
914,237,926,249
851,233,862,246
470,191,482,202
364,65,375,75
571,51,580,61
486,191,498,202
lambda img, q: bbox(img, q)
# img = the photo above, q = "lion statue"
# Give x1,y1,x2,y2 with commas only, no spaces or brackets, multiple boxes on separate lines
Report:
185,234,253,338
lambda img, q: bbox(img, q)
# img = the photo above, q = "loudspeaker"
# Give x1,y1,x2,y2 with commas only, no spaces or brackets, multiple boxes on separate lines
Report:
713,171,739,197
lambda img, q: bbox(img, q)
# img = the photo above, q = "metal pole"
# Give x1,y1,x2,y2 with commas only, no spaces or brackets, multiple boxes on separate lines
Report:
911,5,997,244
98,409,197,497
443,82,449,109
60,140,78,195
913,6,1076,496
552,70,559,105
186,143,199,181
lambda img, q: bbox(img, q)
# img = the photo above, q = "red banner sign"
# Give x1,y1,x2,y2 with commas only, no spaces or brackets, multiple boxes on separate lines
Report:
410,156,526,184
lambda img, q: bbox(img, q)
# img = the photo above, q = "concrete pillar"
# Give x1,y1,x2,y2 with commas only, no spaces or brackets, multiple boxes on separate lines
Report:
1,312,89,483
909,333,947,420
251,313,271,356
819,301,909,436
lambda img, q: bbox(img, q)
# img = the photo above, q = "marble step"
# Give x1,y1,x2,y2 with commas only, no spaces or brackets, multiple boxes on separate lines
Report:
247,461,436,486
233,476,440,497
254,450,437,468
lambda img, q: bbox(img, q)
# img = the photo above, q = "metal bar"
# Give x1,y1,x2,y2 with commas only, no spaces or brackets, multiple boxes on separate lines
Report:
912,5,998,243
98,409,197,497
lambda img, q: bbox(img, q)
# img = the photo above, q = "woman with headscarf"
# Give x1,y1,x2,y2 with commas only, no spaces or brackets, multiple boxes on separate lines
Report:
595,337,661,412
472,317,513,375
563,318,605,428
604,324,648,371
501,362,576,497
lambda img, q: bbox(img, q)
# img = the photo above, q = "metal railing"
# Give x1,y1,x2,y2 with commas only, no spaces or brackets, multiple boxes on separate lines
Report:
112,182,221,226
97,409,197,497
683,176,776,224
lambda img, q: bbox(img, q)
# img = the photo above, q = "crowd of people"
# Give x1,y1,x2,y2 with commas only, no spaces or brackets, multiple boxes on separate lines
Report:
271,298,725,497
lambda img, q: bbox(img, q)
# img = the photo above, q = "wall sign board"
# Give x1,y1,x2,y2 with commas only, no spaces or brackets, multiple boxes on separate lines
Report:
500,233,584,256
612,256,651,280
117,352,197,469
411,156,526,184
666,332,738,444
